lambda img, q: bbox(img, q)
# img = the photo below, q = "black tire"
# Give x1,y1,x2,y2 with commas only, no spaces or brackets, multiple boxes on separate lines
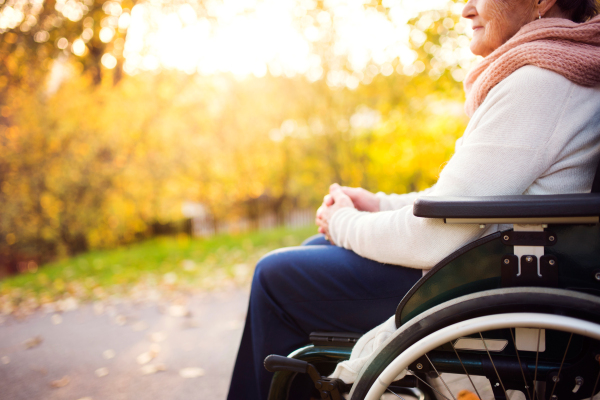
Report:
349,288,600,400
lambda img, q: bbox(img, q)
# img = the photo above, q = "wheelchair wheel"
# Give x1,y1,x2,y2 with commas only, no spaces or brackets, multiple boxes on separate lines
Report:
349,288,600,400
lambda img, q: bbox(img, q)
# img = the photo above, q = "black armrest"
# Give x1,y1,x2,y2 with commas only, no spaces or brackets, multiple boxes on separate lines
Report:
413,193,600,219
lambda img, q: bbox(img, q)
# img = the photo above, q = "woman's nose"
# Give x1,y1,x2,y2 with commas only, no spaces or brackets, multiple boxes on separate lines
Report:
462,0,477,19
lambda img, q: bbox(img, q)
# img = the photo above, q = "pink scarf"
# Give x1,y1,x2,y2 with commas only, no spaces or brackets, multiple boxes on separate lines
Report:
464,15,600,117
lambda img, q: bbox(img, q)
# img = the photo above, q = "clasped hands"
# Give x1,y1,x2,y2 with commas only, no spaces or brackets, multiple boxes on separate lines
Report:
315,183,380,244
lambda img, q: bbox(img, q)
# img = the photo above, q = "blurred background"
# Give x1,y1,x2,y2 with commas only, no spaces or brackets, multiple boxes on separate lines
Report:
0,0,479,398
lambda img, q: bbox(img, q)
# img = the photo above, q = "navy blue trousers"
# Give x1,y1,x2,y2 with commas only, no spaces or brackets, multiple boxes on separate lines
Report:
226,234,422,400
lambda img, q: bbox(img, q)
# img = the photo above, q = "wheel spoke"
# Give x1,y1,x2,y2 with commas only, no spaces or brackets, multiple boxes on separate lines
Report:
425,353,457,400
450,341,483,400
548,332,573,399
531,329,542,400
509,328,533,400
479,332,509,399
385,388,407,400
407,369,451,400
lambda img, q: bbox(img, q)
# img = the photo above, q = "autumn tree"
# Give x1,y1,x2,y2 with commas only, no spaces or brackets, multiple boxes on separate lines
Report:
0,1,475,275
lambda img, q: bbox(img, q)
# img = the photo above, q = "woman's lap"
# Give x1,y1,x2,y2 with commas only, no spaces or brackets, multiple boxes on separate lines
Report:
301,233,331,246
255,238,421,332
227,234,422,400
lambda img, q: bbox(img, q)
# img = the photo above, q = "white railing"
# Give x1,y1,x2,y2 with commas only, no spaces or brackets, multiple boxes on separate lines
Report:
190,209,314,237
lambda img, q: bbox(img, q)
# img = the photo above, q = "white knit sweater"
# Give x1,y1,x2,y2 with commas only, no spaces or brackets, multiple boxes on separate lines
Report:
328,65,600,384
329,66,600,269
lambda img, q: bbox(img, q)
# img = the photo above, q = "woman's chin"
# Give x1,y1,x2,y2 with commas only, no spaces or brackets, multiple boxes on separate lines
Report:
470,43,484,57
470,40,491,57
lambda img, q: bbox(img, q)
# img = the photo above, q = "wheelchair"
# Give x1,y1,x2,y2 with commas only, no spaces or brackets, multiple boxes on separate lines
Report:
264,173,600,399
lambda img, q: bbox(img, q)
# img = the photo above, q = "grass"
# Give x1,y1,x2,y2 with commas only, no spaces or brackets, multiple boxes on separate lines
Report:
0,225,317,314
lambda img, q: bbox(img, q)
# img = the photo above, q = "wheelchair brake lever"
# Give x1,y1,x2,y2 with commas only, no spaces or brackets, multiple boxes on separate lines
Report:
264,355,345,400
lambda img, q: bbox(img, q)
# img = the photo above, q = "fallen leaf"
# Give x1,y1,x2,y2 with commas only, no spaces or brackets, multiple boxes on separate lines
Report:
93,302,104,315
181,260,196,271
103,349,115,360
95,367,109,377
57,297,78,312
179,367,205,378
181,320,199,330
24,336,43,349
1,356,9,364
77,397,93,400
141,364,167,375
149,343,161,356
42,302,56,314
50,375,70,388
51,314,62,325
233,263,250,282
1,302,14,315
149,331,166,343
114,315,127,326
163,272,177,285
136,351,155,365
168,305,188,317
132,321,148,332
458,390,480,400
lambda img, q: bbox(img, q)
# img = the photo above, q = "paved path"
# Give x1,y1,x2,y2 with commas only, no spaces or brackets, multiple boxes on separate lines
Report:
0,289,502,400
0,289,248,400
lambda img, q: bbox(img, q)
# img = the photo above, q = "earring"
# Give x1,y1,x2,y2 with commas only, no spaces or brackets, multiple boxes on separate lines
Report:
538,10,542,19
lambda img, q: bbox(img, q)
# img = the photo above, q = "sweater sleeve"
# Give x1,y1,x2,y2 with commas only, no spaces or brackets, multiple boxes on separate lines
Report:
328,66,576,269
376,187,436,211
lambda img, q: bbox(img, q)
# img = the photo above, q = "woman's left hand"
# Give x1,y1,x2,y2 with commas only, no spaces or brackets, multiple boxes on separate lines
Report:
316,184,355,243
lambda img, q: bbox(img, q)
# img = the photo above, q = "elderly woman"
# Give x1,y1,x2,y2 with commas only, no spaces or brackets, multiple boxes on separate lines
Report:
227,0,600,398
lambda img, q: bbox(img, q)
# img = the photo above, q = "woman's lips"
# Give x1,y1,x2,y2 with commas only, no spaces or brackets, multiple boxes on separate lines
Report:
473,25,483,31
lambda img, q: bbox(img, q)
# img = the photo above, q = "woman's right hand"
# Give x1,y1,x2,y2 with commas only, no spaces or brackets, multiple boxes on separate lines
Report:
323,184,380,212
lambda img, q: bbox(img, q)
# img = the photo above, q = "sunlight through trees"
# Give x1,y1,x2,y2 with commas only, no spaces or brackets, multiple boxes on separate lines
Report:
1,0,473,275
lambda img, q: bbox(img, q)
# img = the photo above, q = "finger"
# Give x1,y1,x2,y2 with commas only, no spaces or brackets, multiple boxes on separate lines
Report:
330,189,350,202
329,183,341,192
340,186,359,199
316,209,327,221
316,205,325,219
324,194,334,206
317,223,330,240
317,221,328,233
332,191,354,209
316,213,326,225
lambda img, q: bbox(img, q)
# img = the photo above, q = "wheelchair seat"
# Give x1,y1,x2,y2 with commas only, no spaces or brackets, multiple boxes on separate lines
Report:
265,171,600,400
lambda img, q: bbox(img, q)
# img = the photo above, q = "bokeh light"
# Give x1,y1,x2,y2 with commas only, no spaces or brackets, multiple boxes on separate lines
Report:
122,0,472,82
101,53,118,69
72,38,87,56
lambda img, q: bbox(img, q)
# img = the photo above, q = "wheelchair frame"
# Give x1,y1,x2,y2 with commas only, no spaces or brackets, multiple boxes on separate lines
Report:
265,191,600,400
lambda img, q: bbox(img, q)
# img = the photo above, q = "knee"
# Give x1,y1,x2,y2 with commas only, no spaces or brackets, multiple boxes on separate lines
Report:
252,249,288,291
250,250,299,310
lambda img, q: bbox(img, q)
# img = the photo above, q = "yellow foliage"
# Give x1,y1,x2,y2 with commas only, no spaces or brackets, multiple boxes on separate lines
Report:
0,5,472,267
